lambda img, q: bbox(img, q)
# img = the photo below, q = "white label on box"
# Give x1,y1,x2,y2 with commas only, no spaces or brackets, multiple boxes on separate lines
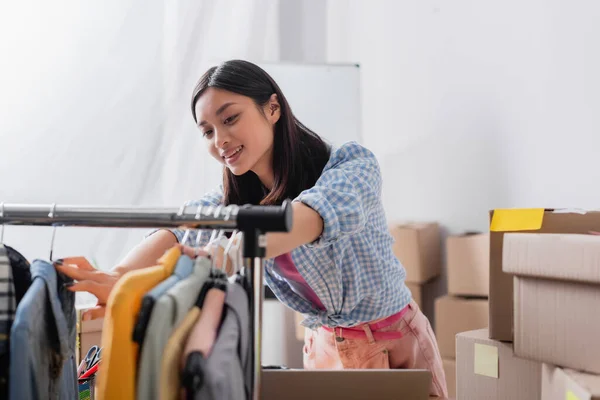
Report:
474,343,499,379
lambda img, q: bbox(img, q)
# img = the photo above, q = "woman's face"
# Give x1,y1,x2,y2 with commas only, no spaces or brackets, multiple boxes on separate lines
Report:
195,87,280,186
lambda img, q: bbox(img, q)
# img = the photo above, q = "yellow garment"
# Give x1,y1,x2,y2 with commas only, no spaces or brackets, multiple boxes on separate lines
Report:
159,306,202,400
96,247,181,400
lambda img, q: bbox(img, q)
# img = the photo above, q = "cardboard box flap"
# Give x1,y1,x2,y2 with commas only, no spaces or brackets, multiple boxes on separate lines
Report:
568,369,600,398
503,233,600,284
542,364,600,400
261,370,432,400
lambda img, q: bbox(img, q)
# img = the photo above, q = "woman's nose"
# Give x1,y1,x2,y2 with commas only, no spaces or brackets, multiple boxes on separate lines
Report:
213,129,229,148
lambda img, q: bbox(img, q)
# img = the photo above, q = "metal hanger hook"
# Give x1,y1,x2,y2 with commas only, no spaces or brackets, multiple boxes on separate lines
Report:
177,201,193,246
194,204,204,248
49,203,57,261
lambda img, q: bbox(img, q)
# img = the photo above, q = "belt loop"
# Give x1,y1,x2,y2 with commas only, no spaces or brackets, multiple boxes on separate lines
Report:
335,327,345,342
362,325,376,344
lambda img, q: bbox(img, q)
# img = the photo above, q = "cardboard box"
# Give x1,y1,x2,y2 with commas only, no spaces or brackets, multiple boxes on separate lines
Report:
505,233,600,374
503,232,600,282
488,208,600,341
514,277,600,374
456,329,542,400
406,281,423,308
443,358,456,399
447,232,489,296
542,364,600,400
261,369,432,400
294,312,304,341
405,277,445,330
76,314,104,365
390,222,441,283
434,296,488,359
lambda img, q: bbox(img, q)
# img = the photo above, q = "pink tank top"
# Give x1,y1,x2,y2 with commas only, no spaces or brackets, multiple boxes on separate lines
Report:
273,253,325,310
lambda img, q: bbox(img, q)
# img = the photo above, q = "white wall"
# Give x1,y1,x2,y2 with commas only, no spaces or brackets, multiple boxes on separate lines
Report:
327,0,600,234
0,0,280,269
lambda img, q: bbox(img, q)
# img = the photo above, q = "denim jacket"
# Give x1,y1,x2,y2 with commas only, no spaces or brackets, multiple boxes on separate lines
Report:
10,260,77,400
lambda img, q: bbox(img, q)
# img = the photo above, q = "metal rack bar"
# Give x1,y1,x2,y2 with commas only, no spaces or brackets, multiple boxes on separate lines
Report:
0,200,293,399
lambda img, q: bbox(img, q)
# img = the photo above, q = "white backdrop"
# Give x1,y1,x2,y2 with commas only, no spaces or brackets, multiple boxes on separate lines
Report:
327,0,600,234
0,0,280,272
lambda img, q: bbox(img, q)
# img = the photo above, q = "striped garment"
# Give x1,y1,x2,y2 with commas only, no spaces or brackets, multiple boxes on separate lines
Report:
0,246,16,338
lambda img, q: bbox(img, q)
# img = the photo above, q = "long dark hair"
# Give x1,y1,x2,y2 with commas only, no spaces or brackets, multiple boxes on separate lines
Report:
191,60,331,206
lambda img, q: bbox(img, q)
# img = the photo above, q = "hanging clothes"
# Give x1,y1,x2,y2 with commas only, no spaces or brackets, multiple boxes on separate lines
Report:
95,247,180,400
0,244,30,398
159,307,201,400
133,254,195,346
3,244,31,304
189,279,251,400
136,256,211,400
0,246,15,398
10,260,77,400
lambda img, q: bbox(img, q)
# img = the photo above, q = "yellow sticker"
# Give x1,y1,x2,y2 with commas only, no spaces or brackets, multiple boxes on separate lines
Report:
566,390,581,400
490,208,545,232
474,343,498,378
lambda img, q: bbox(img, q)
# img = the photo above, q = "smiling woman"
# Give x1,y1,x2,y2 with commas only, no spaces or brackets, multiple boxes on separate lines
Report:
190,60,331,207
56,59,448,397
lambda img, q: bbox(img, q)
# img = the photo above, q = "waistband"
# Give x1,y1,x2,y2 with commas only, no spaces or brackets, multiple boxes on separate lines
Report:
321,303,410,341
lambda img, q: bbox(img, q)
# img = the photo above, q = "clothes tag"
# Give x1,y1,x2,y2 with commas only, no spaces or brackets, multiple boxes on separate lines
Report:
566,390,581,400
474,343,498,378
78,381,91,400
490,208,545,232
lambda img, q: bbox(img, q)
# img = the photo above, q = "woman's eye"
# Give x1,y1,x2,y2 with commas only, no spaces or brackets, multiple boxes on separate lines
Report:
203,130,213,138
224,114,238,125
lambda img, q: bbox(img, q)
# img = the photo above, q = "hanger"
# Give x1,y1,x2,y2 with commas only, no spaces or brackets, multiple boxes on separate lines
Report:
193,204,204,248
221,229,238,275
177,201,192,246
48,203,57,261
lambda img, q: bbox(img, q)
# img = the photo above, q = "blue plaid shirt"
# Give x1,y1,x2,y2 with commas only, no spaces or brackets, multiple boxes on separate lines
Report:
171,142,410,329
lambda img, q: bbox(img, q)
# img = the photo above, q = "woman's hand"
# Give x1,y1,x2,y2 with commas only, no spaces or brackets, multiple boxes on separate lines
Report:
178,235,241,276
54,257,122,321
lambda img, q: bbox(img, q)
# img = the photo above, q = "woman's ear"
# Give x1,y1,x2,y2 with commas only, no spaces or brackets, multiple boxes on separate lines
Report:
267,94,280,124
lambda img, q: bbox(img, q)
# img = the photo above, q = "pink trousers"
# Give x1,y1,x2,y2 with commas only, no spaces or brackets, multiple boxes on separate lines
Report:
303,300,448,398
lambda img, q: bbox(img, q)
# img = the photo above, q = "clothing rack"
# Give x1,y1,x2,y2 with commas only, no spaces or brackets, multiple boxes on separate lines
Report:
0,200,293,400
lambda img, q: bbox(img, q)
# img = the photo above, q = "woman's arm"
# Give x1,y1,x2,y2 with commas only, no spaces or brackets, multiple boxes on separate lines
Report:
264,202,323,259
112,229,178,275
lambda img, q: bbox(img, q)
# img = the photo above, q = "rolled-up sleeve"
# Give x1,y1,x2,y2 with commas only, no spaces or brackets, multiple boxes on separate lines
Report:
294,142,382,248
146,187,224,247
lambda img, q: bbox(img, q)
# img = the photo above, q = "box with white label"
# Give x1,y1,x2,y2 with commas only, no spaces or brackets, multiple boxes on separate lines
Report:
456,329,541,400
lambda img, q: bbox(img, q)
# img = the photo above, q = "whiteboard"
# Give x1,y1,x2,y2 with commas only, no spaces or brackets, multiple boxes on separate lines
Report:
261,62,362,146
201,62,362,190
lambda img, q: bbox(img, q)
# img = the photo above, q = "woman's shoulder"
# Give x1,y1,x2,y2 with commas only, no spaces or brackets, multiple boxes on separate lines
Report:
324,141,380,171
186,186,224,207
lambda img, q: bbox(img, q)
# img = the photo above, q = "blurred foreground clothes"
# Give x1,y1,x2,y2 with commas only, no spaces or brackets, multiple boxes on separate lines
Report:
192,281,251,400
9,260,77,400
0,245,31,399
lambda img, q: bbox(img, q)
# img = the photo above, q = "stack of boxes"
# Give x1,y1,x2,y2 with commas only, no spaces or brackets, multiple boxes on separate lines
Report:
457,209,600,399
76,307,104,365
294,221,442,341
435,232,490,398
389,222,442,320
